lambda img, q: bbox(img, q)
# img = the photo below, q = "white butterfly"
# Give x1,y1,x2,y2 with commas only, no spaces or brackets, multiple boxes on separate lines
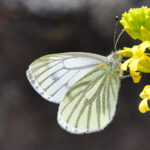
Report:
26,52,122,134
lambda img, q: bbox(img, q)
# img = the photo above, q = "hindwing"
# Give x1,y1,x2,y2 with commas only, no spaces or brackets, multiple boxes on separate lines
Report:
57,63,121,134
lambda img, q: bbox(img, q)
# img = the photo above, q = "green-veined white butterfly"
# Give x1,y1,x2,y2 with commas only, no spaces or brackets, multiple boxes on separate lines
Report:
26,52,122,134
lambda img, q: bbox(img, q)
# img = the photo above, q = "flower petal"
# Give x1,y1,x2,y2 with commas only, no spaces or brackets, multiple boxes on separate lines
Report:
139,98,150,113
121,59,130,70
129,58,140,71
130,70,141,83
117,48,133,57
140,85,150,99
139,41,150,53
137,55,150,73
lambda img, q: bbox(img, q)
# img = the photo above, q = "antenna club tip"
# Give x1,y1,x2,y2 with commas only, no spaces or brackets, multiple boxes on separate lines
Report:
115,16,119,20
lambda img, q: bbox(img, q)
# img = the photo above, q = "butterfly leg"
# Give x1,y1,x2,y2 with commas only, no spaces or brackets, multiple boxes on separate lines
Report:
120,75,131,79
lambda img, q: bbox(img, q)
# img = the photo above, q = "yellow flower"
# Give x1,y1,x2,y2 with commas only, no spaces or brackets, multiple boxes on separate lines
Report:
129,71,141,83
117,41,150,83
120,6,150,41
139,98,150,113
140,85,150,99
139,85,150,113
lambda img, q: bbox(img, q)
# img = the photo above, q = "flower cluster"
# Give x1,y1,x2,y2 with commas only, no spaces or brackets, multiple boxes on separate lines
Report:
117,6,150,113
139,85,150,113
120,6,150,41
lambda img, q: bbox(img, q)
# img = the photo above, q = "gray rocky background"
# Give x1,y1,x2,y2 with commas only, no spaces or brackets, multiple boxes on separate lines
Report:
0,0,150,150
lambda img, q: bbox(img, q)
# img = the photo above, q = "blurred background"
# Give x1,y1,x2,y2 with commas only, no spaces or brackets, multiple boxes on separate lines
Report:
0,0,150,150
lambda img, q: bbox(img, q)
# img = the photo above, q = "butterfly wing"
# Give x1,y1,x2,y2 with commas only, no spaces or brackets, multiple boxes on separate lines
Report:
57,62,121,134
26,52,108,103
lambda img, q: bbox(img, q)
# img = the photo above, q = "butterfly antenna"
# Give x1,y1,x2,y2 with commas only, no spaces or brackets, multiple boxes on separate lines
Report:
114,28,124,51
113,16,119,51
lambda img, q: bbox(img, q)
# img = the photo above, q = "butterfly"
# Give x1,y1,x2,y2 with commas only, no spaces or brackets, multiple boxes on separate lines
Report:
26,52,122,134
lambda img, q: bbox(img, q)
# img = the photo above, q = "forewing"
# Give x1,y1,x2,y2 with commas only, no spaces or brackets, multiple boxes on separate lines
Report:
26,52,107,103
57,63,121,134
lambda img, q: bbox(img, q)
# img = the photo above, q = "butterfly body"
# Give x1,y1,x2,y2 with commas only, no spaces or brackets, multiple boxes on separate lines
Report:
26,52,122,134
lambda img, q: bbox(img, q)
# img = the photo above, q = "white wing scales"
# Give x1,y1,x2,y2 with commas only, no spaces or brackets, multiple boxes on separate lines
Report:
26,52,107,103
57,63,121,134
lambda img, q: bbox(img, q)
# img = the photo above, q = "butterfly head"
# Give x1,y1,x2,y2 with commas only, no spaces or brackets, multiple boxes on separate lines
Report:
107,52,122,72
108,52,122,62
112,52,122,61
